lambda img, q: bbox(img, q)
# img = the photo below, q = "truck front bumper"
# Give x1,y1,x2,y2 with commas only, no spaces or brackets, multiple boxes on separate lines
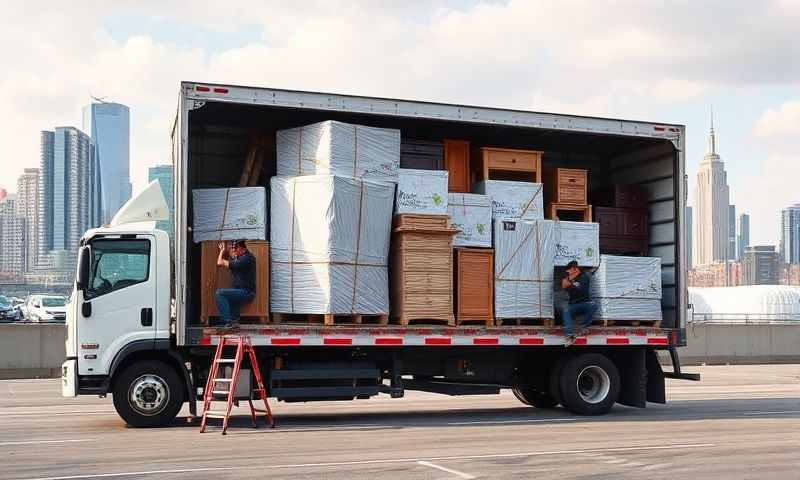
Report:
61,359,77,397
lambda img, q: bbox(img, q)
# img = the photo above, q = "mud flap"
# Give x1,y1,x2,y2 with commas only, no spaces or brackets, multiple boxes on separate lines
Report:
646,349,666,404
615,349,647,408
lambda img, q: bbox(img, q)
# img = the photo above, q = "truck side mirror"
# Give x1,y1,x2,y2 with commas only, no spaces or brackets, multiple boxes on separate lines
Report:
76,246,90,291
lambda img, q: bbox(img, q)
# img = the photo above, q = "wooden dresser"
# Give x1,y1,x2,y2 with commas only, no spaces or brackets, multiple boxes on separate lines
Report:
543,167,592,221
200,240,270,324
453,248,494,326
474,147,542,184
593,185,648,209
594,207,649,256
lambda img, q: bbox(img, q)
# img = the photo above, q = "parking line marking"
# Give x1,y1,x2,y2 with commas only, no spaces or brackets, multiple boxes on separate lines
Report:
0,439,94,447
447,418,576,425
742,410,800,416
19,443,717,480
418,461,475,479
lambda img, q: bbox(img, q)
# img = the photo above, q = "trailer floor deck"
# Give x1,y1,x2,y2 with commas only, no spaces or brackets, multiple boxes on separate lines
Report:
2,364,799,479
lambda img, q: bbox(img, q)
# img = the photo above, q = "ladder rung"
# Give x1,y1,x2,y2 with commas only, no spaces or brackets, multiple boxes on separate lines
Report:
203,411,228,418
253,408,270,413
215,359,236,364
211,390,231,395
212,378,232,383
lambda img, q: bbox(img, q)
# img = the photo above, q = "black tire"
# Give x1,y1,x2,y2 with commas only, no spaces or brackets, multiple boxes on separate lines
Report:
112,360,184,428
558,353,620,415
548,355,569,406
512,386,558,408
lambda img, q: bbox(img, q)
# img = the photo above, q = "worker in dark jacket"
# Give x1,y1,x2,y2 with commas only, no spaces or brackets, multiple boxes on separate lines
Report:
214,240,256,329
560,260,598,346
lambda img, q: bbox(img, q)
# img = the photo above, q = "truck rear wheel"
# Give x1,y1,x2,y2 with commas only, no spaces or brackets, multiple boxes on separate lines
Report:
112,360,183,428
558,353,620,415
512,387,558,408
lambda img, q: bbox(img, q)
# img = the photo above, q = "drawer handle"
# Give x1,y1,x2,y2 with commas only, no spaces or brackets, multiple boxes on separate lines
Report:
568,178,575,182
511,158,516,163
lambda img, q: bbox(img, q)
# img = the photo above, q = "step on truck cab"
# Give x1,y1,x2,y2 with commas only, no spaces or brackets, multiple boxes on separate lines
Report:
62,82,697,427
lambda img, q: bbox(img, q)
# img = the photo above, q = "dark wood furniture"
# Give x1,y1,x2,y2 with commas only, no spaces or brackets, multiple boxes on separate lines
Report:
594,206,649,256
592,184,648,209
443,139,470,193
400,139,444,170
200,240,270,325
453,248,494,326
473,147,542,184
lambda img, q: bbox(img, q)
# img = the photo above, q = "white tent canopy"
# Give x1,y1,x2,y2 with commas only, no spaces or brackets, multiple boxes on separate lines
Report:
689,285,800,321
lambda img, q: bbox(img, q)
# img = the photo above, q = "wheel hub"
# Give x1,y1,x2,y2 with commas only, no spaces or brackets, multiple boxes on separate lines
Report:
129,374,170,416
577,365,610,404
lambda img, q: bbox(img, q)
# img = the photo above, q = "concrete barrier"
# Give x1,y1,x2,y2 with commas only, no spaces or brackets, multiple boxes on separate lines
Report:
680,322,800,365
0,323,65,379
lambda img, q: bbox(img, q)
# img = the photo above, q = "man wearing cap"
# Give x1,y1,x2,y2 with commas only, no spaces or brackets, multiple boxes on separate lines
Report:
215,240,256,329
560,260,598,346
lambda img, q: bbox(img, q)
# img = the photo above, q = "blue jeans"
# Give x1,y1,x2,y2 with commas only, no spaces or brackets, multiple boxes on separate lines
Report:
562,301,598,337
215,288,255,324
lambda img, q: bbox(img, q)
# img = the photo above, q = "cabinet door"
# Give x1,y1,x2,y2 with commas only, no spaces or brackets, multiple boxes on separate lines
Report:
595,209,622,235
624,211,648,236
444,139,470,193
456,249,493,319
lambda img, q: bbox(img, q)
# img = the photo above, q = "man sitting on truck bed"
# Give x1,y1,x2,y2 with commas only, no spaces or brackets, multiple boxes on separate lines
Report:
560,260,598,346
214,240,256,328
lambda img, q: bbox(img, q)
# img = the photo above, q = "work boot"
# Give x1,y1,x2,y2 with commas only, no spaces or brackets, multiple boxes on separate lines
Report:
564,335,576,347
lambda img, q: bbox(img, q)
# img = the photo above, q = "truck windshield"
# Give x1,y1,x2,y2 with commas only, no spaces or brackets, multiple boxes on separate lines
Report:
86,239,151,300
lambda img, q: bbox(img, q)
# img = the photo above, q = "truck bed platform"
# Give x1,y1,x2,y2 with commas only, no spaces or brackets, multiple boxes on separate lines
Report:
187,325,672,347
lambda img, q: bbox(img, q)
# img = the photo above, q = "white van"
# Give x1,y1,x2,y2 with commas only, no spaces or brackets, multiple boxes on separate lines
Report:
25,295,67,322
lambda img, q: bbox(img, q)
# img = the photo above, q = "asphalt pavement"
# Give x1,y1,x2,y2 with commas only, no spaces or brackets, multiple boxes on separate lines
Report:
1,364,799,479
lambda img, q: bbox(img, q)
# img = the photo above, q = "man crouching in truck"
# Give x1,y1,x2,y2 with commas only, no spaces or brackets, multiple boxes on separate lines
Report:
561,260,598,346
215,239,256,329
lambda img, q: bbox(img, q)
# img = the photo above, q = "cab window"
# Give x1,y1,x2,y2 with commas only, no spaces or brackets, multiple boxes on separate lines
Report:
86,239,151,300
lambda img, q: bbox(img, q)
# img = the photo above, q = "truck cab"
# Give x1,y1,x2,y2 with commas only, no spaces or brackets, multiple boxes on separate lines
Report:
62,181,190,426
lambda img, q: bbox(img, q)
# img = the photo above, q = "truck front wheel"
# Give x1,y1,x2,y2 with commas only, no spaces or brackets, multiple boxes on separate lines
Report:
112,360,183,427
558,353,620,415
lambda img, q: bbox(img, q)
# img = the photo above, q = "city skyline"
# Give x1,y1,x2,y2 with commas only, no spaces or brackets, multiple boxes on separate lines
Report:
693,116,730,266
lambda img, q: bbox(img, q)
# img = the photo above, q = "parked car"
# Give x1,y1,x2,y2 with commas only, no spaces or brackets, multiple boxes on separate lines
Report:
26,295,67,322
0,295,19,322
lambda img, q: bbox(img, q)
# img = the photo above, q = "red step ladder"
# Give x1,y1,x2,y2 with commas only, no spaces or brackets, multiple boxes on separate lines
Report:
200,335,274,434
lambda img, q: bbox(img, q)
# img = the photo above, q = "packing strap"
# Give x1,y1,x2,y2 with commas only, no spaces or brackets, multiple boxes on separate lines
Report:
517,184,542,219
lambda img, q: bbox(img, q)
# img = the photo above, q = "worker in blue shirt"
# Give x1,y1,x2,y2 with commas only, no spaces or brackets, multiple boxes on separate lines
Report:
561,260,598,346
215,240,256,329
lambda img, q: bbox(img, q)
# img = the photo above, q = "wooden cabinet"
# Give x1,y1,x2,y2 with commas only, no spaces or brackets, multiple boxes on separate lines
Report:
401,139,444,170
544,167,588,206
594,207,648,256
474,147,542,183
444,139,470,193
593,185,648,209
453,248,494,326
200,241,270,324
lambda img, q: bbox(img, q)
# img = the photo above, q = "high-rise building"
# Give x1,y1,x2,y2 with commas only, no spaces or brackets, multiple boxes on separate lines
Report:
742,245,779,285
780,205,800,264
83,101,131,223
148,164,173,240
737,213,750,262
728,205,736,261
686,206,693,268
693,111,730,265
0,195,25,279
39,127,96,273
16,168,40,273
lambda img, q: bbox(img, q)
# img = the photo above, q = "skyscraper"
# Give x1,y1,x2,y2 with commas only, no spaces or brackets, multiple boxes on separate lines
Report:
16,168,40,273
0,195,25,279
83,101,131,223
693,111,730,265
742,245,779,285
148,164,174,240
686,206,693,268
728,205,736,261
737,213,750,262
780,205,800,264
39,127,96,272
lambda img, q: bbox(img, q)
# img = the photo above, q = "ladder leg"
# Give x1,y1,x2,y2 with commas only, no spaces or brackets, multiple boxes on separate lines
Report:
247,341,274,428
200,336,225,433
222,340,244,435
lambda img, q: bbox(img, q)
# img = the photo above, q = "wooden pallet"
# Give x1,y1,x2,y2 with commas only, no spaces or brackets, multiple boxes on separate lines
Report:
271,313,389,326
597,319,662,328
456,317,495,327
393,315,456,327
496,318,555,327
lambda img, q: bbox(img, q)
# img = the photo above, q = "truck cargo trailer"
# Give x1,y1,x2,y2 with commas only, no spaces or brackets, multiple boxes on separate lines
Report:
62,82,697,427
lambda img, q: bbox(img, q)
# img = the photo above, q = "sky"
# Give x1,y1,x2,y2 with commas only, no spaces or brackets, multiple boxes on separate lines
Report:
1,1,798,245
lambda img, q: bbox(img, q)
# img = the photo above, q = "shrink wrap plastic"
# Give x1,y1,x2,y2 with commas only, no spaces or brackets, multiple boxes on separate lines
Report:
447,193,492,248
192,187,267,242
270,175,395,314
474,180,544,221
395,169,448,215
276,121,400,181
553,221,600,267
590,255,662,321
493,219,555,319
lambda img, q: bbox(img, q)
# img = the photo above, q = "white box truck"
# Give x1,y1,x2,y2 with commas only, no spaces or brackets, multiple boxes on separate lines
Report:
62,82,697,427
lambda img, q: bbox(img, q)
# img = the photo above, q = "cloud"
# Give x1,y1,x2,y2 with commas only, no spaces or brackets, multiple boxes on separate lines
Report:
753,101,800,139
1,0,799,198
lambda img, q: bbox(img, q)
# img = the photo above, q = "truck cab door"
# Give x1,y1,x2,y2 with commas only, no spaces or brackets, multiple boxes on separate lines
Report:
76,235,158,376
